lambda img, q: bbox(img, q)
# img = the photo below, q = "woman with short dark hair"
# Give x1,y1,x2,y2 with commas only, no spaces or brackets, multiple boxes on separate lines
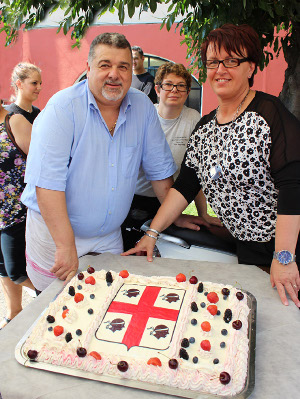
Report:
124,24,300,308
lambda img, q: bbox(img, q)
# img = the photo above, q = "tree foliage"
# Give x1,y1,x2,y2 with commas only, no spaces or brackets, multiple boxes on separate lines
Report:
0,1,161,48
163,0,300,82
0,0,299,85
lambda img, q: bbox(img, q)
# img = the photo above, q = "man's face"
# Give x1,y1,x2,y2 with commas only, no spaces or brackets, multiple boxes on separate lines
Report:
132,51,145,74
87,44,132,107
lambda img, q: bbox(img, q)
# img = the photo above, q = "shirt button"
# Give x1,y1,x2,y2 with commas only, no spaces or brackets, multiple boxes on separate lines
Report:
111,163,114,167
111,187,114,191
109,212,112,215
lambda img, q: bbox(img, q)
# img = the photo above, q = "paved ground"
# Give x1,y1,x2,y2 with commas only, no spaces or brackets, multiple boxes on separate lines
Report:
0,285,34,326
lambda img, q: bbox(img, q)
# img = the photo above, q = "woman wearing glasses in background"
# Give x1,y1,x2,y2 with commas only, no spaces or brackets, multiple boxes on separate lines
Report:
122,63,221,251
124,24,300,308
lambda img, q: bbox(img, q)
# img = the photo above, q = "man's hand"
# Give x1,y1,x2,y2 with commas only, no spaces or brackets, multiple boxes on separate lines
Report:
50,244,79,283
270,260,300,307
122,235,156,262
174,214,211,230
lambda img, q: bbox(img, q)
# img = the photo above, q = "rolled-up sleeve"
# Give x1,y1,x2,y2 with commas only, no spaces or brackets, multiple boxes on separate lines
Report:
25,103,75,191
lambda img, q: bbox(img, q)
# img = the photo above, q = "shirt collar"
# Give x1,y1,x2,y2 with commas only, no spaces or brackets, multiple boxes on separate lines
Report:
86,81,99,111
120,90,131,114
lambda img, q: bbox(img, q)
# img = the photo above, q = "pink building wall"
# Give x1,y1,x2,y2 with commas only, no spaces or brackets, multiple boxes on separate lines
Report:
0,23,287,115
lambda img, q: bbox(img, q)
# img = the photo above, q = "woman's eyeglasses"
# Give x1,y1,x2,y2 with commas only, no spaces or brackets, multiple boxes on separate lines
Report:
204,58,250,69
160,83,188,92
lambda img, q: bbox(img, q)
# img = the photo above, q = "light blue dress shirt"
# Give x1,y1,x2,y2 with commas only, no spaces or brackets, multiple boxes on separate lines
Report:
22,80,176,239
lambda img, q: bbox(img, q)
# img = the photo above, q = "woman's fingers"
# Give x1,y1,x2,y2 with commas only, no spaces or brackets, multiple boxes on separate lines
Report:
121,236,156,262
270,261,300,307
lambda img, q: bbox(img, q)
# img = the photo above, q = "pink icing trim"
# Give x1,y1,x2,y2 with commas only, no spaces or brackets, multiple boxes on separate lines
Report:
25,251,56,278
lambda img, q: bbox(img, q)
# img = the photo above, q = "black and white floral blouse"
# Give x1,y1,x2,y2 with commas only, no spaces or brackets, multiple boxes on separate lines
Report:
173,91,300,242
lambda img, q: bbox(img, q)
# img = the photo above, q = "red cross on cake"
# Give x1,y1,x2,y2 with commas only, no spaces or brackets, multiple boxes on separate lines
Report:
96,284,185,350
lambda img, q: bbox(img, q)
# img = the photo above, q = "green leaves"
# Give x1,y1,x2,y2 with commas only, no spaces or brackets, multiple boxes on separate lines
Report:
127,0,136,17
163,0,300,84
1,0,299,81
117,2,125,24
149,0,158,13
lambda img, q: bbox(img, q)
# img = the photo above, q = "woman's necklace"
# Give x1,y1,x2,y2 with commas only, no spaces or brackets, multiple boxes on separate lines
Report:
215,89,250,126
16,102,32,113
210,89,250,181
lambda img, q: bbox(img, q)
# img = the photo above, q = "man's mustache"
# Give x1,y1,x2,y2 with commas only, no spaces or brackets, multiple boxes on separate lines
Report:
104,80,122,87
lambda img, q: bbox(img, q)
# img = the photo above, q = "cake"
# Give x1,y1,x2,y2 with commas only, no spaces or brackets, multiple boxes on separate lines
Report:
21,267,251,396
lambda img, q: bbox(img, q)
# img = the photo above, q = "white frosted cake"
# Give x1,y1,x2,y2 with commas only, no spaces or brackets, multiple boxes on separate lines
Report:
22,268,251,396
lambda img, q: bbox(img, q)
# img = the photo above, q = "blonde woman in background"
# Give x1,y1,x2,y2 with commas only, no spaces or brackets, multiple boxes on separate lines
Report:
5,62,42,123
0,63,42,329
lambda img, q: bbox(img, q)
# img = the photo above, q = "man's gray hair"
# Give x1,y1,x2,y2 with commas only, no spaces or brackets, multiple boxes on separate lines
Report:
88,32,132,63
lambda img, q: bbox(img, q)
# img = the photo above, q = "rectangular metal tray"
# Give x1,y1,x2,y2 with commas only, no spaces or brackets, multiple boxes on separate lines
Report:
15,290,256,399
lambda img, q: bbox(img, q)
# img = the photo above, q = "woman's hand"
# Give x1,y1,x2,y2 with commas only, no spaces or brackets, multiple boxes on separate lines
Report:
193,191,222,227
174,214,210,230
272,215,300,307
201,214,223,227
122,235,157,262
270,260,300,307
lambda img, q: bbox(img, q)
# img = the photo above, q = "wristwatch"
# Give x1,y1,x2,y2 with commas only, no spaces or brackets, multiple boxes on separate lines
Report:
273,250,296,265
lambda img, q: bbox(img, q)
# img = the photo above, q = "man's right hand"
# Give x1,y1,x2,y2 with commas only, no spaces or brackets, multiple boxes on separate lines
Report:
36,188,79,284
50,244,79,283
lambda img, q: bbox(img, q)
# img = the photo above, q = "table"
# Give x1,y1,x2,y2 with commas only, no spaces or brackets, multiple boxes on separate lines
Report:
0,253,299,399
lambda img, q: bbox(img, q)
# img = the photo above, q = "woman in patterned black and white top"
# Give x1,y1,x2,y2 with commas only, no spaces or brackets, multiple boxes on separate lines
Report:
124,24,300,308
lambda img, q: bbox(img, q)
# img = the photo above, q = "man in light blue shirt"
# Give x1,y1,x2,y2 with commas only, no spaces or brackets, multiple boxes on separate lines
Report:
22,32,176,291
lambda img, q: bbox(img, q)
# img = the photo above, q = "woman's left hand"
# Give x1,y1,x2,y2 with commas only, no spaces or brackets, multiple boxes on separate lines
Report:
270,260,300,307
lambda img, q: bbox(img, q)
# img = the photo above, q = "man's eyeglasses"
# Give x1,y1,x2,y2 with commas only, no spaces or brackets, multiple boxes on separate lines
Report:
160,83,188,92
204,58,250,69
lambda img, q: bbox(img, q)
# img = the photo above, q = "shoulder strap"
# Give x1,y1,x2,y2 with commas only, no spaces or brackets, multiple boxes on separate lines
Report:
4,113,27,159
